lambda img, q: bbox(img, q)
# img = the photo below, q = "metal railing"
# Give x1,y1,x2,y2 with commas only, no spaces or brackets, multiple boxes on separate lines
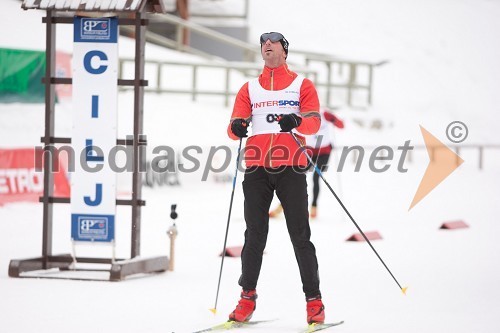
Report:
119,58,318,107
136,13,385,108
148,14,260,61
190,0,250,19
305,54,388,108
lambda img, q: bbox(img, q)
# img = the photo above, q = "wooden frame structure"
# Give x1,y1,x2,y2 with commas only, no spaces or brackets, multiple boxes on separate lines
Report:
9,0,170,281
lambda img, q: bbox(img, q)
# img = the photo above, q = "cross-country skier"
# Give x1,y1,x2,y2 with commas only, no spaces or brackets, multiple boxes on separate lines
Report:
306,109,344,218
227,31,325,325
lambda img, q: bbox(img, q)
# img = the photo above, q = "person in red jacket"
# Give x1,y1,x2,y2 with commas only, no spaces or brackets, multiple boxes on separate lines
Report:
269,108,344,219
227,32,325,325
305,108,344,218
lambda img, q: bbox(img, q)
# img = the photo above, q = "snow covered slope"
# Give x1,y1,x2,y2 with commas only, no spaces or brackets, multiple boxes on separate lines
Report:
1,0,500,332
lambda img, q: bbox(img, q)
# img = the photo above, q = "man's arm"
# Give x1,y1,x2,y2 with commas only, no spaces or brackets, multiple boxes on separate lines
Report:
227,82,252,140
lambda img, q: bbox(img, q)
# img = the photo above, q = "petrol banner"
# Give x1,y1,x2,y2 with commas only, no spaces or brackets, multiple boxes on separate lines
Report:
0,148,70,205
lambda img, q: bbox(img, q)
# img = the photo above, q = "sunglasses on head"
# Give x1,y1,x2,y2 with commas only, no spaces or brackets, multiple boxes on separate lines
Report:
260,32,285,44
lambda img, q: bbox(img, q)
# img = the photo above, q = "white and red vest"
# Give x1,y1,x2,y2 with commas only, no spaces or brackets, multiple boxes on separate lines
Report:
248,76,304,136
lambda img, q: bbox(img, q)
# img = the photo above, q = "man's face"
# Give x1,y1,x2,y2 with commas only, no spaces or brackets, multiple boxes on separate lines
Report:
261,38,286,63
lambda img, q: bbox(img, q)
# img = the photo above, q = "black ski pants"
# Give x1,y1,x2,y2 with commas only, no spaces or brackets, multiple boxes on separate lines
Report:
238,166,321,298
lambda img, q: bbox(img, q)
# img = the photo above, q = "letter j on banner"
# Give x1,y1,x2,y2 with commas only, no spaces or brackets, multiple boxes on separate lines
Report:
71,16,118,242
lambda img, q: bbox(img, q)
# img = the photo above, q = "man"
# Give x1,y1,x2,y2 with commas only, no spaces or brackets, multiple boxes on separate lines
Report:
227,32,325,325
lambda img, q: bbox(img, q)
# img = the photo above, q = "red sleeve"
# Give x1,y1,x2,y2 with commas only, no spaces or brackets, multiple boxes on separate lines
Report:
296,78,320,135
324,111,344,129
227,82,252,140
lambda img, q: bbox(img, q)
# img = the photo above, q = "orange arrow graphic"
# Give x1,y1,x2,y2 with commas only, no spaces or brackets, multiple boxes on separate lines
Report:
409,126,464,210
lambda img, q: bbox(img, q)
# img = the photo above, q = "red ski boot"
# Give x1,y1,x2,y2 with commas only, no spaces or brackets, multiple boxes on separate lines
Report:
306,295,325,324
229,289,257,322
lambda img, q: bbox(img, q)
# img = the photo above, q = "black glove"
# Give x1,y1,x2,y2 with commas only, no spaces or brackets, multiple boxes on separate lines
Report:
231,119,249,138
278,114,302,132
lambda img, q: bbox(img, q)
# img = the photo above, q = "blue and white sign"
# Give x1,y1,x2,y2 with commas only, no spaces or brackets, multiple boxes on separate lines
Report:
77,18,117,42
71,16,118,242
72,214,115,241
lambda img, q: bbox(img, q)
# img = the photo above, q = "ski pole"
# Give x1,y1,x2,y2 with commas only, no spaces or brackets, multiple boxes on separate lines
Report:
329,130,347,224
210,138,244,314
290,132,407,295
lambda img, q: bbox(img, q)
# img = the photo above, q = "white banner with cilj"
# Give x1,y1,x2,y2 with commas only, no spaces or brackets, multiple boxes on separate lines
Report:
71,16,118,243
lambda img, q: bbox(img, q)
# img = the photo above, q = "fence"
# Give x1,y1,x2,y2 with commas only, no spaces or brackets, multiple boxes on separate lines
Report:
120,14,386,109
304,54,388,108
119,58,318,107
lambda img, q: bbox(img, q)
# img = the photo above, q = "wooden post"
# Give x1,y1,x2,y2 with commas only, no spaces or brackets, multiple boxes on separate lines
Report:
326,61,332,107
131,12,146,258
41,10,57,268
347,63,356,107
479,146,483,170
167,224,178,271
367,65,373,105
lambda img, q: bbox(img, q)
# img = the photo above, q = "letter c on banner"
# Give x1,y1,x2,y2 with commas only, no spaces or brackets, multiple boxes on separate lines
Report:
84,50,108,74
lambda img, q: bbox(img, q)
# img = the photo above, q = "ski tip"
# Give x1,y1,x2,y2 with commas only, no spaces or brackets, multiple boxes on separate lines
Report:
401,286,408,295
209,308,217,315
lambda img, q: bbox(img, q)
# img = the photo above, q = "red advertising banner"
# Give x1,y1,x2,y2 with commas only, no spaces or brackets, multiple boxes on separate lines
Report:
0,148,70,205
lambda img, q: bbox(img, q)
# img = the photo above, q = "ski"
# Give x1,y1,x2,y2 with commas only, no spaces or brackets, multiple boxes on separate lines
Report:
301,321,345,333
193,319,276,333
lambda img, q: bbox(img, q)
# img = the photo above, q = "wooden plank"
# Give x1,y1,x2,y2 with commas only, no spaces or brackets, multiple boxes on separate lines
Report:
109,256,169,281
126,0,140,11
109,0,119,11
70,0,81,10
23,0,143,10
61,0,70,9
55,0,67,10
39,0,50,8
23,0,36,7
99,0,113,11
115,0,127,10
21,0,34,8
85,0,97,11
29,0,147,11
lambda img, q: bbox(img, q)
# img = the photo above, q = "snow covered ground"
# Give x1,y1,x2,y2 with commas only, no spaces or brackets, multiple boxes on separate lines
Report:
1,0,500,332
